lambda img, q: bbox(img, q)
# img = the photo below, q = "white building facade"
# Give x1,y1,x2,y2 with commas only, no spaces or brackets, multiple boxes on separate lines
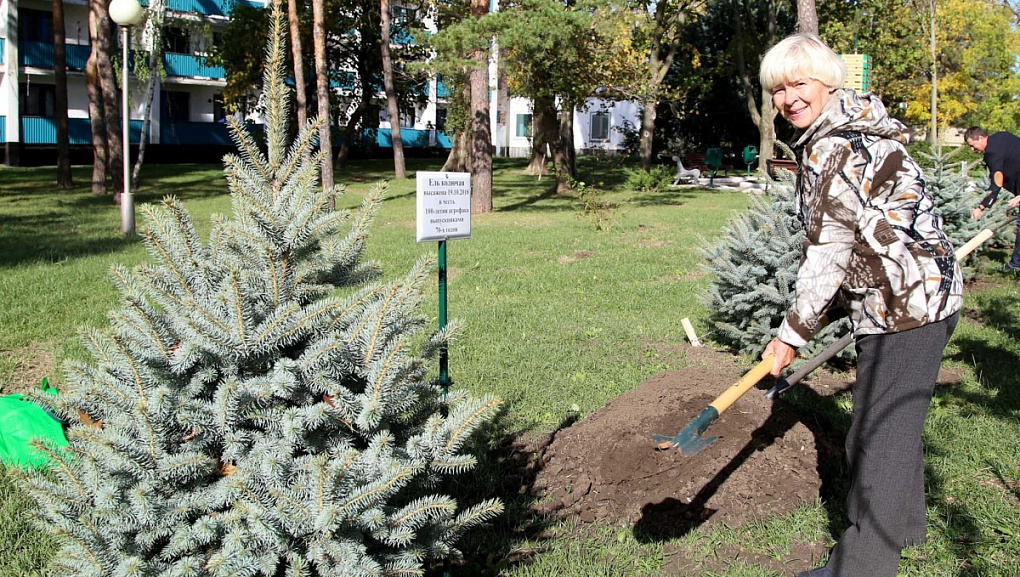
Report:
0,0,640,165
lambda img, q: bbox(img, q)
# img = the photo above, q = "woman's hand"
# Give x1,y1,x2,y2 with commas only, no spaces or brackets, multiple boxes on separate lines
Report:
972,206,985,219
763,337,797,377
1009,196,1020,208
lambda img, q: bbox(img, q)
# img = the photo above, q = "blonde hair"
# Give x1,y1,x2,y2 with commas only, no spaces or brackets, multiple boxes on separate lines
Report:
759,34,846,93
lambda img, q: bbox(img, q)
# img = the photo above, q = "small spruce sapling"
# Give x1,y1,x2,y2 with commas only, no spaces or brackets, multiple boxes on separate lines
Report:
21,3,502,576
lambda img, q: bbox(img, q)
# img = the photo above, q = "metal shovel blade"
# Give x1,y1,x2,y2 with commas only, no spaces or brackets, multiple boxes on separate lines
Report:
653,357,773,453
653,406,720,454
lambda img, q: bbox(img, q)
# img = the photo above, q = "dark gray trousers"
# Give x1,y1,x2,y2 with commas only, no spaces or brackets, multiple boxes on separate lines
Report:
826,312,958,577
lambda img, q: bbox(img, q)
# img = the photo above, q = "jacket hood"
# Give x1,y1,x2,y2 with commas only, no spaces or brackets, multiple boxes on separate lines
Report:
793,89,909,148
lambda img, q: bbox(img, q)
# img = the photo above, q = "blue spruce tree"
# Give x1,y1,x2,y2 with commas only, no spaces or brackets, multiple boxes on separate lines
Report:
21,3,501,575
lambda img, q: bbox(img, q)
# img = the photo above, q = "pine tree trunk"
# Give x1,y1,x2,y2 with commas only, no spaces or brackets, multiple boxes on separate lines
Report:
287,0,307,130
86,1,108,195
796,0,818,35
53,0,73,187
337,105,364,165
380,0,406,179
441,128,470,172
93,0,124,201
638,96,656,171
469,0,492,214
553,105,575,194
524,95,554,176
312,0,334,197
441,82,470,172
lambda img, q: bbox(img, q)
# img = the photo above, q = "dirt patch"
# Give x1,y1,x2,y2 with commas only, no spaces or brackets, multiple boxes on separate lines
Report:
1,342,58,396
531,346,838,535
557,250,596,264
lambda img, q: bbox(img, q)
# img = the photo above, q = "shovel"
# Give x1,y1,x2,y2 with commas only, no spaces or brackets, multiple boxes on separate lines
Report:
654,227,995,454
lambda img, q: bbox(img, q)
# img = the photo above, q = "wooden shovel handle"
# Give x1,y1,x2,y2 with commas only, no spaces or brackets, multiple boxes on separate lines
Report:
709,356,774,416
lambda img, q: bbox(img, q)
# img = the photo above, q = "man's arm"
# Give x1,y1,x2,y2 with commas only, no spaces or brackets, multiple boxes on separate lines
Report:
973,170,1004,218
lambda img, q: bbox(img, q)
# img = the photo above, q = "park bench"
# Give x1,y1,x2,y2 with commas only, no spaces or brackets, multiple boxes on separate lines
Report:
671,155,701,185
766,158,799,180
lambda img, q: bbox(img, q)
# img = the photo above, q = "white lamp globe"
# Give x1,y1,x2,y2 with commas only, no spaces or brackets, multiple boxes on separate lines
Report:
109,0,145,26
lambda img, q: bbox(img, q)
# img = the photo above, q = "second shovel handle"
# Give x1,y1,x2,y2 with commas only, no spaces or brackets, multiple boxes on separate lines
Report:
709,356,775,415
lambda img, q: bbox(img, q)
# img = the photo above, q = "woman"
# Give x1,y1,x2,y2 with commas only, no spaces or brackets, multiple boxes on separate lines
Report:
759,35,962,577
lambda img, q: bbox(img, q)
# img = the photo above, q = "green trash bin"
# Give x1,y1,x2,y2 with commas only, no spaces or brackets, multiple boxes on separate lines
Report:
705,147,724,187
743,145,758,175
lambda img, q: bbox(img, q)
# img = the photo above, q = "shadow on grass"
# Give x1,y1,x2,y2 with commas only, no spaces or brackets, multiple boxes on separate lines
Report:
630,385,849,544
437,410,579,576
0,164,229,268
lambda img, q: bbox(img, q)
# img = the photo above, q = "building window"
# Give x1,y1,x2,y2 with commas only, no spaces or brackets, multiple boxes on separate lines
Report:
590,112,610,141
391,5,416,24
19,9,53,43
163,27,190,54
162,90,191,123
213,94,226,122
516,113,533,138
20,83,56,117
435,107,448,132
400,109,415,128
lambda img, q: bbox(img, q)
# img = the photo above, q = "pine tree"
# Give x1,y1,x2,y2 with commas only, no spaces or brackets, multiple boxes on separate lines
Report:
700,187,854,364
21,3,502,575
917,146,994,249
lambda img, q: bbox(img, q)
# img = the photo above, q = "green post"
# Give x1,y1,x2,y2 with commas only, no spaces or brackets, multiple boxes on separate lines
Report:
439,239,451,577
438,239,450,395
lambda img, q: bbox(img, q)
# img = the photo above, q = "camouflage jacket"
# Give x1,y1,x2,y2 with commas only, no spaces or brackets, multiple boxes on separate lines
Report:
777,89,963,348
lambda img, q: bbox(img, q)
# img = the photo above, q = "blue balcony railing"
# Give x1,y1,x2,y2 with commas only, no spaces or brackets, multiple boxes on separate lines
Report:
367,128,451,149
19,41,91,71
0,116,6,143
160,121,233,146
158,0,265,17
21,117,144,145
1,38,5,65
163,53,225,79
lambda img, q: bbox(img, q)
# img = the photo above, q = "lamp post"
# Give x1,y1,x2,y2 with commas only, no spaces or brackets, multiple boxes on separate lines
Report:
109,0,145,235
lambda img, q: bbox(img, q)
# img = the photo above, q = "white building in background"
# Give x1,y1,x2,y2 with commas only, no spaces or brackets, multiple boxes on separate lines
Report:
0,0,640,165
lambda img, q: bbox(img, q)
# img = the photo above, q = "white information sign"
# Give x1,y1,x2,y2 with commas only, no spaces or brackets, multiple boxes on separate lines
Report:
416,171,472,242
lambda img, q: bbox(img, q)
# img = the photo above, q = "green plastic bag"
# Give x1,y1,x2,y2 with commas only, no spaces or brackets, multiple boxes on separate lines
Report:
0,381,69,470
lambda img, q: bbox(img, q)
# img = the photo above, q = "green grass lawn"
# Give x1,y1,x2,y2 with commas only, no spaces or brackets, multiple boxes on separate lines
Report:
1,157,1018,576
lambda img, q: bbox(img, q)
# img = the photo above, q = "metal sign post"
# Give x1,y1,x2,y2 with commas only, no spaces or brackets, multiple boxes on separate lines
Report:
416,171,471,399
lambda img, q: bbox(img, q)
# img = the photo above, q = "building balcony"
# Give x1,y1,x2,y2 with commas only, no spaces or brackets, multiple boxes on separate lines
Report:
20,117,145,145
19,41,92,71
158,0,266,17
160,120,233,146
18,41,223,80
163,53,225,79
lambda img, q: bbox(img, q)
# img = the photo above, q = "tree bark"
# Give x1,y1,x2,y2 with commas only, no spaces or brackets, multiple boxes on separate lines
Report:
86,0,108,194
469,0,492,214
441,128,471,172
287,0,307,130
524,95,555,176
380,0,406,179
312,0,334,196
796,0,819,35
639,96,657,171
53,0,72,187
553,104,576,194
92,0,124,201
928,0,938,145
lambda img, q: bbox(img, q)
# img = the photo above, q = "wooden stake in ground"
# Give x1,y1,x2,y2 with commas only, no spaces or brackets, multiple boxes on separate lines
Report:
681,318,702,347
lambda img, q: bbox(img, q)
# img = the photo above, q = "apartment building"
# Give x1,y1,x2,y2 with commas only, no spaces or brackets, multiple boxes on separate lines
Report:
0,0,638,166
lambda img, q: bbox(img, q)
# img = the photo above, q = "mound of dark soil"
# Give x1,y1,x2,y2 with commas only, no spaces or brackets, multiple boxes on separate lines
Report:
531,346,849,538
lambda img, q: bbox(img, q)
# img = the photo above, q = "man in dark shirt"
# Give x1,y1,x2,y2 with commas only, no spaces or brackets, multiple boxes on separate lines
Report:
967,126,1020,270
